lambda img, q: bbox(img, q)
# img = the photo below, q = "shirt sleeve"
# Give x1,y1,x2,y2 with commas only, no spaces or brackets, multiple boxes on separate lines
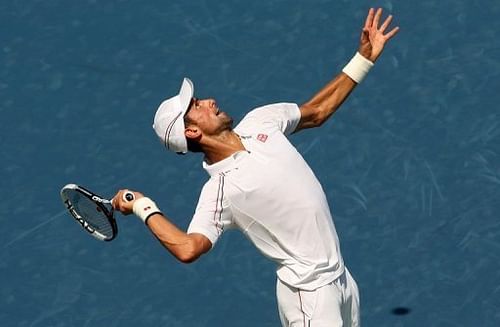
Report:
187,176,233,246
242,102,301,136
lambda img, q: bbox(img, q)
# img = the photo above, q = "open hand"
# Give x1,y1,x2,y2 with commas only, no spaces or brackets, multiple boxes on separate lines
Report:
358,8,399,62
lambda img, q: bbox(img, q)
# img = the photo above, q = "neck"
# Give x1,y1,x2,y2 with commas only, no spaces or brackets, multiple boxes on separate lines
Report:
202,130,246,165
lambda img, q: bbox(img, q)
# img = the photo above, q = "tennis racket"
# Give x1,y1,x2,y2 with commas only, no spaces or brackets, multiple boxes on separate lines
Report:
60,184,134,241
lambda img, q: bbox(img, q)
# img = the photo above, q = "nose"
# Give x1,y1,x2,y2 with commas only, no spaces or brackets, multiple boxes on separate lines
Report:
198,98,217,110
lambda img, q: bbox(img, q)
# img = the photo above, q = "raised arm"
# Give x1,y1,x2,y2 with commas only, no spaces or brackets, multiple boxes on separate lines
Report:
113,189,212,263
295,8,399,132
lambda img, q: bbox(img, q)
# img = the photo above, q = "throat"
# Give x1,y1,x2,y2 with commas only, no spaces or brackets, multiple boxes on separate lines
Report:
203,131,247,164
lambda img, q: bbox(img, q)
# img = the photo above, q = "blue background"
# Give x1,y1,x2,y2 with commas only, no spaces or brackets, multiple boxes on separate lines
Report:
1,0,499,326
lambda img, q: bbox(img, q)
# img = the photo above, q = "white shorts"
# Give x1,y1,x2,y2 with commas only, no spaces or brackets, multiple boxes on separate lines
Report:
276,268,360,327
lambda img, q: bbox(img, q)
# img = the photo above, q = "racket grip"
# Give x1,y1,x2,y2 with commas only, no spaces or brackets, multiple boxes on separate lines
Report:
123,192,135,202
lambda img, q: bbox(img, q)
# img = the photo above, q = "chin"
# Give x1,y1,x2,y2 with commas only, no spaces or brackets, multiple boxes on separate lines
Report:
220,112,234,130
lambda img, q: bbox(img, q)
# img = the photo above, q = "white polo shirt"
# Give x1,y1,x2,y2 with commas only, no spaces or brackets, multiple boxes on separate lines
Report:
187,103,344,291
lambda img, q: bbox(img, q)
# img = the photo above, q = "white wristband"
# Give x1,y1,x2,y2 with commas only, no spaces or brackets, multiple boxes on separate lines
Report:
342,52,374,83
132,197,161,224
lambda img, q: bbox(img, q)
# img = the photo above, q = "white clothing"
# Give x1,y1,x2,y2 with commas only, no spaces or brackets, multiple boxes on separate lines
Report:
277,268,360,327
187,102,345,291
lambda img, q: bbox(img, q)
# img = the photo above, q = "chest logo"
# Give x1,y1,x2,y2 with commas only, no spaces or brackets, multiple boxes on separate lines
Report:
257,133,268,143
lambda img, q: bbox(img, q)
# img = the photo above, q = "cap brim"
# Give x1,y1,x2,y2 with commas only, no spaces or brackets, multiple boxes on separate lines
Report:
178,78,194,116
152,77,194,154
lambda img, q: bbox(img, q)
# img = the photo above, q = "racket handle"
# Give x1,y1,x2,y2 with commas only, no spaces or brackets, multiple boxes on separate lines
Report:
123,192,135,202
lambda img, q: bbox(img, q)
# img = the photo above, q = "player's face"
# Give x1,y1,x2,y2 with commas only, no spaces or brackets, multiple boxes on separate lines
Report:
184,97,233,135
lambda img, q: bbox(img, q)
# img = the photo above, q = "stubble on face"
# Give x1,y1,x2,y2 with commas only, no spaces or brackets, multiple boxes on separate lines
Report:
216,110,234,133
184,98,234,136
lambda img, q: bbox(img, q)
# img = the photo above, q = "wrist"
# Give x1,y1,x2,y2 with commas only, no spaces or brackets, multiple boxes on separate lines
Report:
132,197,162,225
342,52,374,83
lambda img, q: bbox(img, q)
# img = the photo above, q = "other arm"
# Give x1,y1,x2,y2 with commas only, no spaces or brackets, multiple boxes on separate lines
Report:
295,8,399,132
113,190,212,264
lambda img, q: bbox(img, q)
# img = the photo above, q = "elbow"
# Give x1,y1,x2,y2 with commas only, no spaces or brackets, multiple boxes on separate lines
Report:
312,115,327,127
177,252,199,264
175,240,203,264
301,103,329,129
162,233,211,264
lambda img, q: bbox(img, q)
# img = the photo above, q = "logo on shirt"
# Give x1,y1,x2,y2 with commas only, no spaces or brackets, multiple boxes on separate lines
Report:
257,134,268,143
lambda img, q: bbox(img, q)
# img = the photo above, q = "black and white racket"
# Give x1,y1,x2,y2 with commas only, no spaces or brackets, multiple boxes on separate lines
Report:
60,184,134,241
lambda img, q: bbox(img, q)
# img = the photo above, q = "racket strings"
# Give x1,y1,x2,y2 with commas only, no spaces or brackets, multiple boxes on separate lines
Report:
70,192,114,238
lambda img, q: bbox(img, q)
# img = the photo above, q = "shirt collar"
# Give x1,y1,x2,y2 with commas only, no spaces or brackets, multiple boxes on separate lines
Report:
202,150,249,176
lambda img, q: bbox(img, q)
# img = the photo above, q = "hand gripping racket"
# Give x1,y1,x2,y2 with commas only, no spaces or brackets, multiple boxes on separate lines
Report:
60,184,134,241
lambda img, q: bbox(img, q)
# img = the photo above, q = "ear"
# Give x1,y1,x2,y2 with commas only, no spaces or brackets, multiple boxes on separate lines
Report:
185,125,201,140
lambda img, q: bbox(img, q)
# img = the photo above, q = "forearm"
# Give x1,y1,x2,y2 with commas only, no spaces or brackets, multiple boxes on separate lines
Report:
296,51,375,131
121,195,210,263
146,213,206,263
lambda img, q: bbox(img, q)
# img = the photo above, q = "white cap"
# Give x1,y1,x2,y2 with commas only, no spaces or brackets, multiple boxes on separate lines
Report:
153,78,194,154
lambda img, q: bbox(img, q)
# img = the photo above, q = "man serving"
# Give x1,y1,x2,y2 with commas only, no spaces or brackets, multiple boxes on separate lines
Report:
113,8,398,326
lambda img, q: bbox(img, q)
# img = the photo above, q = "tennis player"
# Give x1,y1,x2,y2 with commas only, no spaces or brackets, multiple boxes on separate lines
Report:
114,8,398,326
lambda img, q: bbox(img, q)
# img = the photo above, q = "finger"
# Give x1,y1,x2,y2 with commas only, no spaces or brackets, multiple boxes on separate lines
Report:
373,8,383,28
111,191,121,209
379,14,393,33
364,8,375,29
384,26,400,40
